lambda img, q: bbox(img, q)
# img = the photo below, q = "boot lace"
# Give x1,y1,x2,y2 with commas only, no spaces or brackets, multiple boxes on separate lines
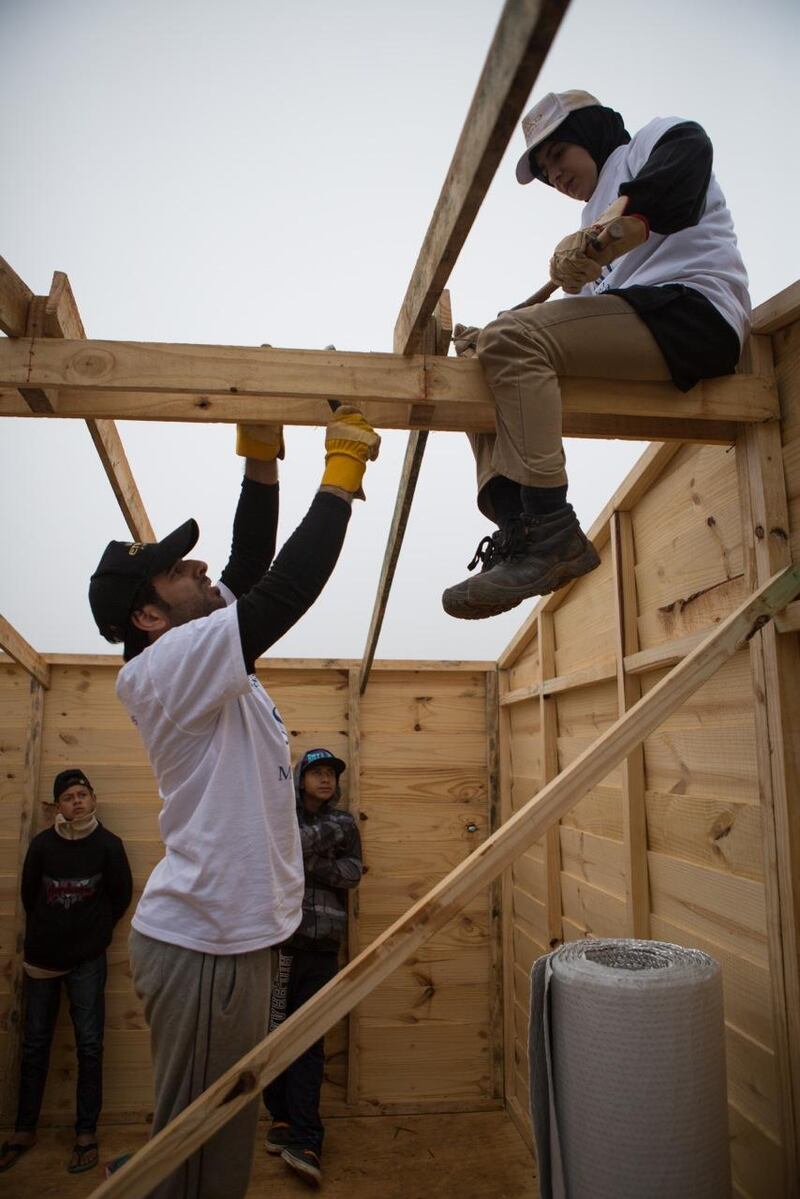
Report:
467,533,500,574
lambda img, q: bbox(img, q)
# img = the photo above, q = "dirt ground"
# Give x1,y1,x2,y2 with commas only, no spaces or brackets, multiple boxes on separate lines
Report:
1,1109,538,1199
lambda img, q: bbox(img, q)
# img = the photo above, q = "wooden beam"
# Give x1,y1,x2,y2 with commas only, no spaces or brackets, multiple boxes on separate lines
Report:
0,614,51,688
393,0,570,354
497,669,516,1112
86,419,155,541
40,272,155,542
0,339,778,434
345,667,361,1108
2,678,44,1120
358,296,452,694
0,255,33,337
611,510,649,939
485,668,505,1100
86,562,800,1199
738,416,800,1186
44,270,86,338
752,279,800,336
538,613,562,949
0,263,155,541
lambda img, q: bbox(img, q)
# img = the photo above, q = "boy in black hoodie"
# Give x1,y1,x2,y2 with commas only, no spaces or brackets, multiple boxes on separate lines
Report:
0,769,132,1176
264,748,362,1188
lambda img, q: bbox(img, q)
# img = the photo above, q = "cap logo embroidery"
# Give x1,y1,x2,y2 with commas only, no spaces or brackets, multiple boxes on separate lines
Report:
128,543,144,555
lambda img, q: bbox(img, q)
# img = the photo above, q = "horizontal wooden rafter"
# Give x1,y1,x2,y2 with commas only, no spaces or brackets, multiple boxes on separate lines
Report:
87,562,800,1199
0,339,778,437
0,614,50,688
0,651,496,672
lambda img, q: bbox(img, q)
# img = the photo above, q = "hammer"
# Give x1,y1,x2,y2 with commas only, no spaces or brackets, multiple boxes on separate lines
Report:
508,217,628,312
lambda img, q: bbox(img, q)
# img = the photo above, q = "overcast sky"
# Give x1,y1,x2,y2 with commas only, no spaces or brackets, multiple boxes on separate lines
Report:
2,0,798,664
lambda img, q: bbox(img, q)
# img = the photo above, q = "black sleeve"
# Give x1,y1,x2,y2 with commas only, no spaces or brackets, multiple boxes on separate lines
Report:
219,477,280,600
619,121,713,235
106,837,134,924
236,490,351,669
20,838,42,913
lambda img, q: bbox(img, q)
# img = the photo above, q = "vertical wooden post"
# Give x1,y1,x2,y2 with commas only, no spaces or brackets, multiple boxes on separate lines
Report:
345,668,362,1107
485,668,504,1100
538,613,562,948
611,511,650,938
738,411,800,1188
2,677,44,1120
497,667,516,1106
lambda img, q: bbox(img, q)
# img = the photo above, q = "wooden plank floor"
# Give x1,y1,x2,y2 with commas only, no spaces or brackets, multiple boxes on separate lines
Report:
1,1111,538,1198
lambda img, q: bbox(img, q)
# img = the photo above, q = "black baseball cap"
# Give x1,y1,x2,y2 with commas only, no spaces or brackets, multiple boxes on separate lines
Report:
53,769,93,802
299,748,346,779
89,519,199,644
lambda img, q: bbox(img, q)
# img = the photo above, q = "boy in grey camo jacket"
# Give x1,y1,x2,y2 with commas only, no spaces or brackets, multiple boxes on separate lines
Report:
263,747,362,1187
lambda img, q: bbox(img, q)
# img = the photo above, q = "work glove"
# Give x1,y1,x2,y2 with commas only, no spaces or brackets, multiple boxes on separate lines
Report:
550,196,649,295
321,406,381,499
452,323,481,358
235,422,285,461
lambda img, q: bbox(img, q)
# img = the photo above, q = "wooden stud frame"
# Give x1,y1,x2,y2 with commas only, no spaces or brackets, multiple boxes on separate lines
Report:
1,678,45,1120
84,564,800,1199
737,405,800,1187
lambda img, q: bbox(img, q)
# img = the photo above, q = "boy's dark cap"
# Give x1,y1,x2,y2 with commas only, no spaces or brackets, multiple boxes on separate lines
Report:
53,769,93,803
299,748,346,778
88,519,199,643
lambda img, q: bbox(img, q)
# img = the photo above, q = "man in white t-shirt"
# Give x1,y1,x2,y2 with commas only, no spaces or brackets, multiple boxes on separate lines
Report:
443,89,750,621
88,409,379,1199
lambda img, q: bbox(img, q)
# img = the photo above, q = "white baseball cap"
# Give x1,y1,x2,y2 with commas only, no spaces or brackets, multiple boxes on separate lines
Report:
515,90,601,184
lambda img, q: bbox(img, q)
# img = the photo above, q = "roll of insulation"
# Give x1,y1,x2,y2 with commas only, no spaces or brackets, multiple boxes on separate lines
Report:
529,939,730,1199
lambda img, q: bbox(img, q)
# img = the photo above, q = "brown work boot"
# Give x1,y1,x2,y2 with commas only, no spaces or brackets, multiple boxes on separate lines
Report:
441,506,599,620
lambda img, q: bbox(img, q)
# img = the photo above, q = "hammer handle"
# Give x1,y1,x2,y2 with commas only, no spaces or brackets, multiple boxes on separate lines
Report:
509,219,625,312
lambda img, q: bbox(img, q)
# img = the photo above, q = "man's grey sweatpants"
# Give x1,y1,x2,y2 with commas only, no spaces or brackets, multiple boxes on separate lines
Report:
130,929,272,1199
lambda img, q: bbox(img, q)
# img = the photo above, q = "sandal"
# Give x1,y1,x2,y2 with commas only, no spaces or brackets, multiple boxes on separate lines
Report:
67,1141,99,1174
0,1140,33,1173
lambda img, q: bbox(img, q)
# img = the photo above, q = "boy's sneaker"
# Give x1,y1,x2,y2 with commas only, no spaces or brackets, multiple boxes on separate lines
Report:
281,1145,322,1187
264,1122,292,1155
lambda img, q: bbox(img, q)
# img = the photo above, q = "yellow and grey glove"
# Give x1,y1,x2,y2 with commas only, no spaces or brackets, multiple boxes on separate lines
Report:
549,196,649,295
235,422,285,461
452,323,481,358
321,406,381,499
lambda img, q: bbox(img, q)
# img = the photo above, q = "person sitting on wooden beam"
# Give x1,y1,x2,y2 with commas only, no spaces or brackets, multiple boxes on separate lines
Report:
443,89,750,620
87,408,379,1198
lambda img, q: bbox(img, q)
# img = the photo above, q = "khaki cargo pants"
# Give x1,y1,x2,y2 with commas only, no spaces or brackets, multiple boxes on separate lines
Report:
468,294,671,516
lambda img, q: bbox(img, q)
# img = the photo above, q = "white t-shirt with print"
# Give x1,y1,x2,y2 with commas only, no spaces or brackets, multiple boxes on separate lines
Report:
118,583,304,955
580,117,751,346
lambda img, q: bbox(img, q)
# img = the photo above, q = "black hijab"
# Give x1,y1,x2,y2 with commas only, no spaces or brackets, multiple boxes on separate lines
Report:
530,105,630,184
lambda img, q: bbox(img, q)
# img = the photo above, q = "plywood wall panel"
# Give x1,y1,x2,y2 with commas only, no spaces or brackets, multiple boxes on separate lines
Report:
500,335,798,1184
552,551,615,676
2,661,496,1122
646,792,763,880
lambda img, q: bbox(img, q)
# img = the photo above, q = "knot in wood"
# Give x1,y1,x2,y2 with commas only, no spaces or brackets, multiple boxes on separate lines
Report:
69,348,114,381
222,1070,258,1104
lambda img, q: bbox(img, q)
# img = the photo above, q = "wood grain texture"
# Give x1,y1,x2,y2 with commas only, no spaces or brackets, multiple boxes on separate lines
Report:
82,566,800,1199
